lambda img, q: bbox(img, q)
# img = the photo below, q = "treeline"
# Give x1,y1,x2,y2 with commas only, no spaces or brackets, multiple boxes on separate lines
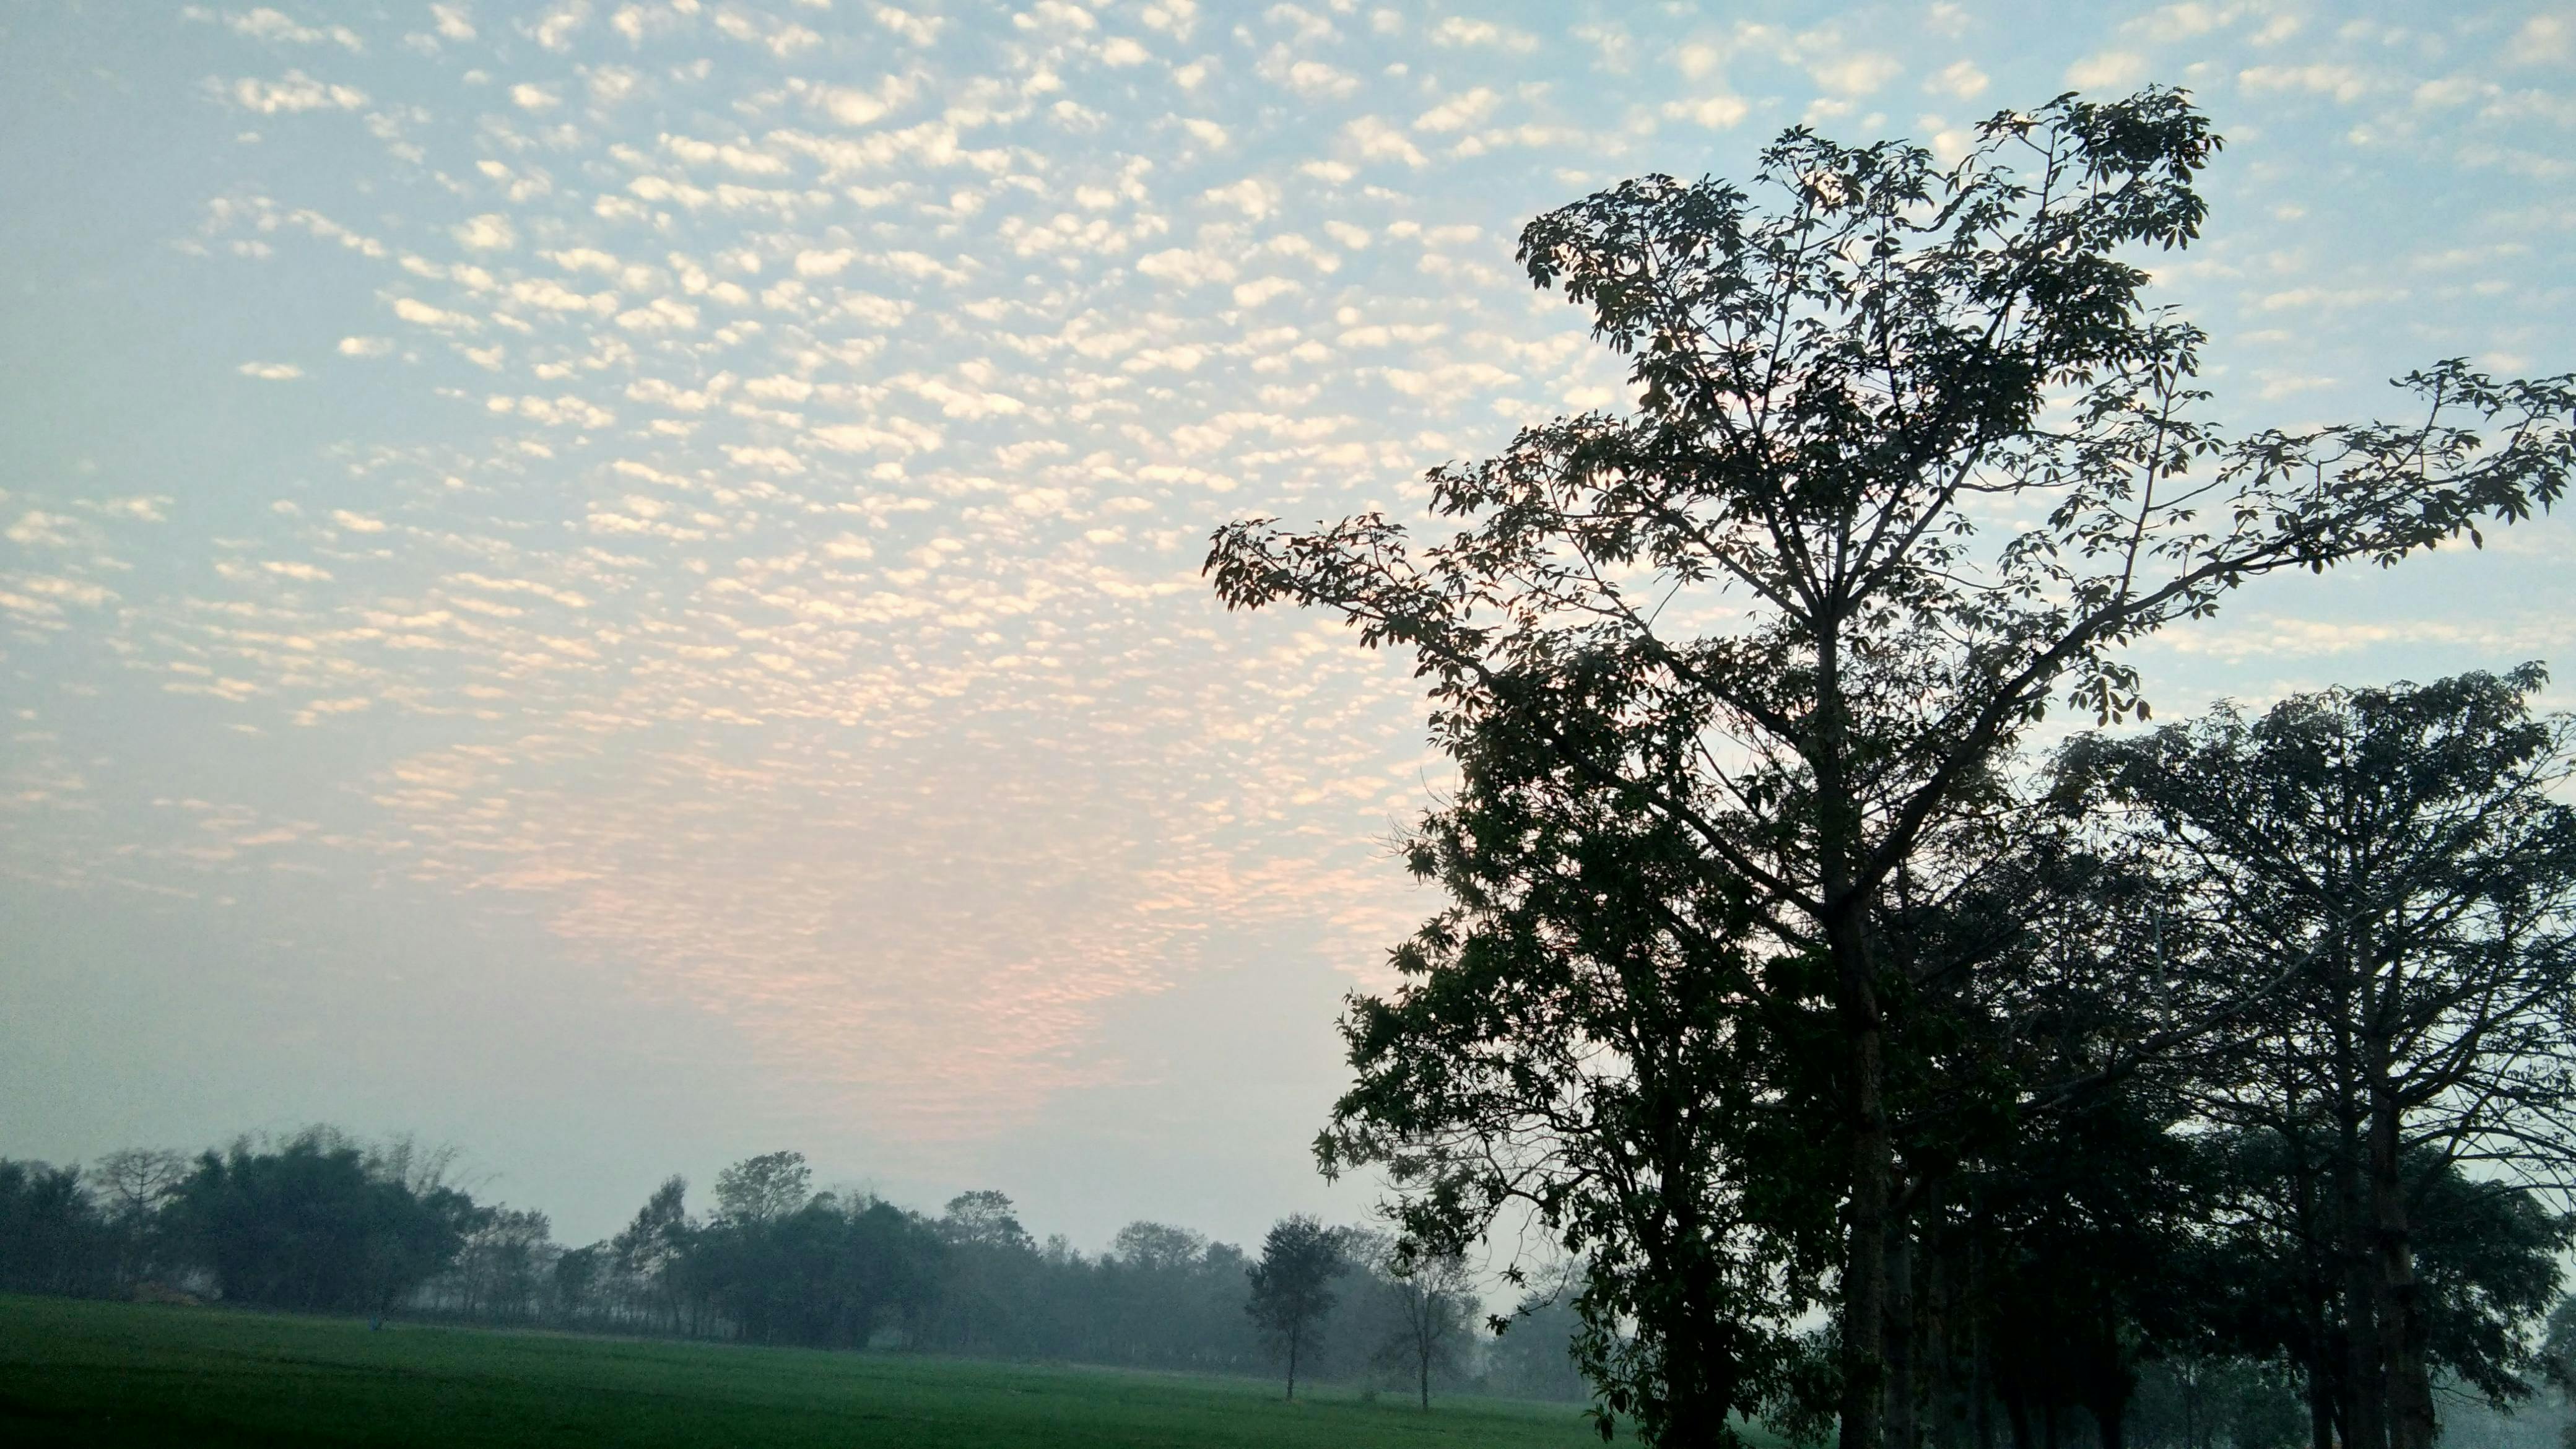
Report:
0,1132,1581,1404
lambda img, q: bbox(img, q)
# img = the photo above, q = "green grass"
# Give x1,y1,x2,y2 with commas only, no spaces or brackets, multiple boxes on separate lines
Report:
0,1294,1622,1447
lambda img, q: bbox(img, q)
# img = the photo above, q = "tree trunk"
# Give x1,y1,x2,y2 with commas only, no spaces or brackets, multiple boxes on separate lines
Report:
2367,1097,2436,1449
1834,908,1890,1449
2336,1148,2387,1449
1818,614,1891,1449
1887,1212,1917,1449
1970,1229,1993,1449
1287,1325,1300,1401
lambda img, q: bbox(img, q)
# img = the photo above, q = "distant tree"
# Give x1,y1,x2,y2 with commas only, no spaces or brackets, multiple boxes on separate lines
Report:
936,1190,1034,1353
612,1175,695,1331
167,1129,482,1314
939,1190,1032,1251
1375,1243,1478,1410
552,1240,608,1325
451,1207,554,1319
0,1160,110,1296
711,1152,814,1225
1488,1286,1594,1403
1247,1214,1344,1400
2067,669,2576,1448
1110,1221,1207,1273
90,1147,186,1286
1208,89,2576,1448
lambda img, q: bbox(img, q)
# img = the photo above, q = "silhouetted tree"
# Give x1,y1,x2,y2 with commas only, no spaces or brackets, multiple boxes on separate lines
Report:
612,1175,695,1332
2066,669,2576,1448
1209,84,2576,1447
711,1151,814,1225
1247,1214,1343,1399
167,1129,482,1314
0,1160,111,1295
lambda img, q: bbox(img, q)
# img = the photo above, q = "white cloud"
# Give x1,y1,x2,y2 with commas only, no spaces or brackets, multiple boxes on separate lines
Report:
1202,176,1281,220
1340,115,1426,167
227,8,365,50
1139,0,1196,38
1809,50,1900,95
1136,247,1238,287
1099,37,1151,66
2066,51,2149,90
2238,64,2377,103
238,361,304,380
1927,60,1988,100
1230,276,1300,307
1427,16,1537,52
430,4,474,41
489,393,616,428
2513,14,2572,64
5,511,78,547
1664,94,1749,129
455,213,518,251
511,82,560,111
1260,50,1358,98
225,70,367,113
392,297,478,329
337,336,393,357
875,5,944,45
1414,87,1500,133
529,0,590,52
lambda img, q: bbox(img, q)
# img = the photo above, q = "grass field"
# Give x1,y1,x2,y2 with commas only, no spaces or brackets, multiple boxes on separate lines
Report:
0,1294,1662,1447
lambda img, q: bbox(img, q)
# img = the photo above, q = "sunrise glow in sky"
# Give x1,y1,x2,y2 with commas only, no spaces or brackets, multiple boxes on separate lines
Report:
4,0,2573,1246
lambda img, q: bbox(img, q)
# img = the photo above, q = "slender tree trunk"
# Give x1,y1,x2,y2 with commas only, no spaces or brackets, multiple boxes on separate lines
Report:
2336,1144,2387,1449
1286,1325,1300,1401
1832,905,1890,1449
1970,1240,1994,1449
1887,1212,1917,1449
2367,1094,2435,1449
1926,1224,1962,1449
2306,1367,2335,1449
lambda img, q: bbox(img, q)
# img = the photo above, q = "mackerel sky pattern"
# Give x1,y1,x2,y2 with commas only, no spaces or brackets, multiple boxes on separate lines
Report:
2,0,2571,1243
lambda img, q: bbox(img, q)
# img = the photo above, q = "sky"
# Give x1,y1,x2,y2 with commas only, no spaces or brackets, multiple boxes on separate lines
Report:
2,0,2573,1251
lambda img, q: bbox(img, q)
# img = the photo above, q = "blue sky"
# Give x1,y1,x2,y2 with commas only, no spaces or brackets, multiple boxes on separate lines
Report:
3,0,2572,1248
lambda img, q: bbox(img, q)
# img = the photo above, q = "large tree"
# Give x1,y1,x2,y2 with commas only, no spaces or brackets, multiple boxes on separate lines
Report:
1208,89,2575,1447
168,1129,483,1315
2062,669,2576,1449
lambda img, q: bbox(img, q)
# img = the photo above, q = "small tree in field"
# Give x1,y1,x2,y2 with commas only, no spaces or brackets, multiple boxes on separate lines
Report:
1377,1243,1477,1411
1209,87,2575,1448
1247,1215,1344,1400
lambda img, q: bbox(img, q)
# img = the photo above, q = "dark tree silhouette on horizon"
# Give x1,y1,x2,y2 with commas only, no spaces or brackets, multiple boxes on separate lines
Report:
1246,1214,1343,1401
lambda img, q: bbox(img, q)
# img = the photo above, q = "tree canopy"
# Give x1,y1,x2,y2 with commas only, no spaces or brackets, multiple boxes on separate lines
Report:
1211,87,2575,1448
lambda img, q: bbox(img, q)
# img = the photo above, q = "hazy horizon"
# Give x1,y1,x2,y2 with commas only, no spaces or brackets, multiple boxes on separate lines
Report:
6,0,2575,1252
